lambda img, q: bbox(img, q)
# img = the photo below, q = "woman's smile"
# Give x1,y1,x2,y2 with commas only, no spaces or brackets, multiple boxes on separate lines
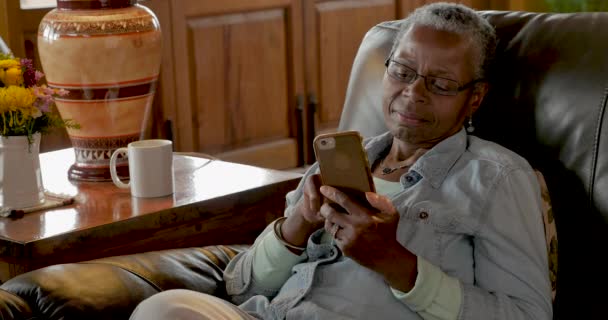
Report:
391,109,428,126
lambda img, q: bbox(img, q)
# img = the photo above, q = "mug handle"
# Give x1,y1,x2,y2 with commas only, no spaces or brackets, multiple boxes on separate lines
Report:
110,147,130,189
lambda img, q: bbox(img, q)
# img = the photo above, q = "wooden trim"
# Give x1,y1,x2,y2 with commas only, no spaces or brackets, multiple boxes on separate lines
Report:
489,0,510,10
170,0,196,150
508,0,547,11
301,0,319,164
216,138,299,169
143,0,177,140
286,0,306,166
508,0,522,10
0,0,8,42
0,2,51,58
1,0,23,56
179,0,292,17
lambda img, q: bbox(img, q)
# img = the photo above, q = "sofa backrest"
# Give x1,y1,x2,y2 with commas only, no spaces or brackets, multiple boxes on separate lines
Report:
339,11,608,319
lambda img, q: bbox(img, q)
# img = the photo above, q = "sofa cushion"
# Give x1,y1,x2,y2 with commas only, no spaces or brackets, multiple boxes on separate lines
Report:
0,245,247,320
0,288,32,320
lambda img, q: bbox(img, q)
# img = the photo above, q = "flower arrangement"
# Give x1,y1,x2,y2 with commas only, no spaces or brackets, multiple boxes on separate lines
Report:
0,53,79,144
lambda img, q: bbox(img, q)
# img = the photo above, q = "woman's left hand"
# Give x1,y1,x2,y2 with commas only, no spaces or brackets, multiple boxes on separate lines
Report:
319,185,418,291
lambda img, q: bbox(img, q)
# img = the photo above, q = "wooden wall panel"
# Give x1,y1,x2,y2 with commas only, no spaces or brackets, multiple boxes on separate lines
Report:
190,10,290,152
489,0,510,10
0,0,25,57
143,0,177,141
316,0,395,130
170,0,304,169
397,0,500,19
301,0,395,163
509,0,548,11
301,0,394,149
178,0,294,16
0,1,8,42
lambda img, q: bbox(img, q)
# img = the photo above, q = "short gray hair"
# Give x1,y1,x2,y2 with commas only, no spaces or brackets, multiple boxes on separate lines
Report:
390,2,497,79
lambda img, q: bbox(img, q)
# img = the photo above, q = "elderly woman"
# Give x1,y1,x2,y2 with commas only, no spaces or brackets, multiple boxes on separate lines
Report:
130,3,552,320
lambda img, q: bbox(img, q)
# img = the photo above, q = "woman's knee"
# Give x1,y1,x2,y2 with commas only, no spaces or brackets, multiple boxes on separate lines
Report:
130,289,209,319
130,289,249,320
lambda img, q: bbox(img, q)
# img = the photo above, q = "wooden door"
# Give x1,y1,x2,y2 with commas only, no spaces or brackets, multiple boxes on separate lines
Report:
508,0,547,11
140,0,176,141
168,0,305,169
0,1,50,60
302,0,396,163
398,0,505,18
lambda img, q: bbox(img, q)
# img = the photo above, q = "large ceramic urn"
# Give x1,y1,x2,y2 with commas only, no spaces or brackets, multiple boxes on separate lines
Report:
37,0,162,181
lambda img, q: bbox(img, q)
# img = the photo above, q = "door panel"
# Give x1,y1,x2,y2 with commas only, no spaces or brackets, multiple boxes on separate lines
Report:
191,11,289,151
170,0,304,169
398,0,497,18
303,0,395,163
317,1,395,127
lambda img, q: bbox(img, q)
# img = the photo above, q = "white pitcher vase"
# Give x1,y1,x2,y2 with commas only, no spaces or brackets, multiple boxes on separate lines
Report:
0,133,44,209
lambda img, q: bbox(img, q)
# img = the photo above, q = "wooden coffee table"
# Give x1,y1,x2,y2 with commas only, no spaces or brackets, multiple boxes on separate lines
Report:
0,148,302,282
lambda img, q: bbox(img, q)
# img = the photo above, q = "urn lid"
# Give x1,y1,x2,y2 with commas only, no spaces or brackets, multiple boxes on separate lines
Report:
57,0,137,9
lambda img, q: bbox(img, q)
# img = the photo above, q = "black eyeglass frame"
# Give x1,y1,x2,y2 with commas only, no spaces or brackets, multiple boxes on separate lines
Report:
384,58,482,96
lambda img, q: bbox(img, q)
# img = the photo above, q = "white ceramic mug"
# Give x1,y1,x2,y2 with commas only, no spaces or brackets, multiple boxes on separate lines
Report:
110,139,174,198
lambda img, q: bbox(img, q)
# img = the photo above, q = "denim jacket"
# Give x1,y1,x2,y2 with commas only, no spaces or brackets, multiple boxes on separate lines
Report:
224,128,552,320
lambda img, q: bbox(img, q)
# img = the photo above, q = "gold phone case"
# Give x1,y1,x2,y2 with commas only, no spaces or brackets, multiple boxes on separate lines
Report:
313,131,375,203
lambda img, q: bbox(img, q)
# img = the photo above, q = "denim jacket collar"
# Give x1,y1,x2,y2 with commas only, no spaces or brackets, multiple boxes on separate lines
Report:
363,127,467,189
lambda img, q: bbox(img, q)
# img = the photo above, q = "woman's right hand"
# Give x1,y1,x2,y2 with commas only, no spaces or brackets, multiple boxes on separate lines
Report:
280,174,325,248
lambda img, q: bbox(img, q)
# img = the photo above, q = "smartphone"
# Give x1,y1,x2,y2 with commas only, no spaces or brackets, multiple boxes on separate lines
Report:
313,131,375,206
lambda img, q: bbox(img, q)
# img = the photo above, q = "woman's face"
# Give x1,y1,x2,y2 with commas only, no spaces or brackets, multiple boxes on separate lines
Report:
382,25,487,147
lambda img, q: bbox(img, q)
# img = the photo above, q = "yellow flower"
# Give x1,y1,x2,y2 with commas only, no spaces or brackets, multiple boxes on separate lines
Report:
0,59,23,86
0,59,20,69
0,86,38,134
1,67,23,86
0,86,37,115
0,56,78,137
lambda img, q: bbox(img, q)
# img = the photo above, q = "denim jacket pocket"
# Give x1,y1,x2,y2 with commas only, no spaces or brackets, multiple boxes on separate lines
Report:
402,200,462,233
398,201,473,264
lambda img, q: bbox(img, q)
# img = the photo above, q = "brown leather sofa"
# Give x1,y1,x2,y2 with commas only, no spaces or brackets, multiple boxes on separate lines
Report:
1,10,607,319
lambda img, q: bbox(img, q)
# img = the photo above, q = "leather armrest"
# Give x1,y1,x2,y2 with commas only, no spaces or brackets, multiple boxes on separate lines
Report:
0,245,248,320
0,289,32,320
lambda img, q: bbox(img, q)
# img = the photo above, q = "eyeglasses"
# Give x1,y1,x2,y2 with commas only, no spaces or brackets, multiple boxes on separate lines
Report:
384,58,480,96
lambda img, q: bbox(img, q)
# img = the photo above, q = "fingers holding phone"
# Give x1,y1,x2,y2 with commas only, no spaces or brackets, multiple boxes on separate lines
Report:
300,174,326,226
320,185,403,270
280,174,326,249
